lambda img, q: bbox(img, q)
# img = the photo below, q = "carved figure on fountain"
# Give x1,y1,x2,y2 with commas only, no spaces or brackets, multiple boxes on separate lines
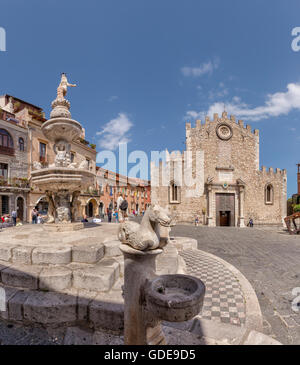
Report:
46,191,56,223
53,140,71,167
55,192,71,223
33,161,42,170
56,73,77,100
118,204,176,251
70,191,81,221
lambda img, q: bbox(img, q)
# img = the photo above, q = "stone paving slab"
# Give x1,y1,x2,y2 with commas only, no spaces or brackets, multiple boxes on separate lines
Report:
180,249,246,326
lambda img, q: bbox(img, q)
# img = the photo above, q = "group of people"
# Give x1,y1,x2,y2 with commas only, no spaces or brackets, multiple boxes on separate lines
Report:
107,193,128,223
31,208,43,224
1,209,23,228
194,215,254,227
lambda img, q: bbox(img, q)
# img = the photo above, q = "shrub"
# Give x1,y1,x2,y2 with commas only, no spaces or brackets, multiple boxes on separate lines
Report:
293,204,300,213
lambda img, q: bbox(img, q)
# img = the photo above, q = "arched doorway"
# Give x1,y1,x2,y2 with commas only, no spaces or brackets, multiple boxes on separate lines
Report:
99,202,104,217
87,201,93,217
85,198,97,218
36,196,48,215
16,197,24,221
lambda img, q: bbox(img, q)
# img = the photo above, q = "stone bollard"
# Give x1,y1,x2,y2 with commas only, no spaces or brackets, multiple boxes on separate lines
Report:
120,244,205,345
120,245,163,345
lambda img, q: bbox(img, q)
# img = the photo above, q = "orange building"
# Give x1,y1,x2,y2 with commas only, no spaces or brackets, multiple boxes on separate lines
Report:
96,167,151,216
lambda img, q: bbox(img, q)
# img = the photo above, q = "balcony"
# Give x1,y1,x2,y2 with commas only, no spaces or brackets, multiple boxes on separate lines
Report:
0,145,15,156
0,177,30,189
0,109,15,122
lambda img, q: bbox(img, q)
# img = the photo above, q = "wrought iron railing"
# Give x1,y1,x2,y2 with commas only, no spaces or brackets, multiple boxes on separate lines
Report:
0,145,15,156
0,177,30,188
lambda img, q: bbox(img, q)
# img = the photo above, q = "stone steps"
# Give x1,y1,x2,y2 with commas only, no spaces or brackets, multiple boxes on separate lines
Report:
0,283,125,333
0,239,184,333
0,240,122,265
0,257,121,292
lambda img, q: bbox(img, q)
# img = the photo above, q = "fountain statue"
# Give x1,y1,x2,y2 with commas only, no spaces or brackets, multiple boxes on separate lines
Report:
31,74,95,231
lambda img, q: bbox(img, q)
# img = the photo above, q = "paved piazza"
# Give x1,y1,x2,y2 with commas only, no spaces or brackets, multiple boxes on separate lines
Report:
172,225,300,345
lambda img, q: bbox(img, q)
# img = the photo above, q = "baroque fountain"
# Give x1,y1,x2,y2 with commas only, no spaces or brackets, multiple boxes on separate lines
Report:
31,73,95,231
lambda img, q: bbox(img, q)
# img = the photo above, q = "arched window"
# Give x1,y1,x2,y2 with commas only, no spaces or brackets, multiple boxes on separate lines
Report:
169,181,180,203
0,129,13,148
265,184,274,204
19,137,24,151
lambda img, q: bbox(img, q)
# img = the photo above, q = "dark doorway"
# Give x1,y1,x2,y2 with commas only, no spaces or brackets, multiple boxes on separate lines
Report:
99,202,104,217
17,197,24,221
88,202,93,217
1,195,9,215
219,211,230,226
216,193,235,226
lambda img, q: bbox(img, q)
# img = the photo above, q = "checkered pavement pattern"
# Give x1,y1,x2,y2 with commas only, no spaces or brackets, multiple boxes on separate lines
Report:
180,249,246,326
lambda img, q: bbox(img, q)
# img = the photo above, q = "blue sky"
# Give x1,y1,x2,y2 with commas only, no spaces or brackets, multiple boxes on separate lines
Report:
1,0,300,197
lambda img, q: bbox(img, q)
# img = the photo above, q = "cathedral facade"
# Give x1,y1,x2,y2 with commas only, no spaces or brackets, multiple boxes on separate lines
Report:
151,111,287,226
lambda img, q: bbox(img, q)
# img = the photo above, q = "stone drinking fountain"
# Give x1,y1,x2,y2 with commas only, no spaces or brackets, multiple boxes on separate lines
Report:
119,205,206,345
31,73,95,231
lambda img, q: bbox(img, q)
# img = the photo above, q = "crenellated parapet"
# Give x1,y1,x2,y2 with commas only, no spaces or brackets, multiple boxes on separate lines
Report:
259,166,287,177
185,112,260,137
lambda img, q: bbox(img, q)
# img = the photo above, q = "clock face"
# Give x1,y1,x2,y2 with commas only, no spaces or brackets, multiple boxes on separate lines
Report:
216,123,233,140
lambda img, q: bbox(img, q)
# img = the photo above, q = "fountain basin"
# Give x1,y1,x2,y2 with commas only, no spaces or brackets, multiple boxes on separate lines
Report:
145,274,205,322
31,167,94,192
41,117,82,142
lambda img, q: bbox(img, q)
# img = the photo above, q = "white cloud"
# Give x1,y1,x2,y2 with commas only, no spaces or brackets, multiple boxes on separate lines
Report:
181,59,219,78
185,82,300,122
208,84,229,100
108,95,118,102
97,113,133,150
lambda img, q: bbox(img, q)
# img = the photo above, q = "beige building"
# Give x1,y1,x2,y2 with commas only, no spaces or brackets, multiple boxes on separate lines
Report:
0,94,99,222
0,97,30,220
151,111,287,226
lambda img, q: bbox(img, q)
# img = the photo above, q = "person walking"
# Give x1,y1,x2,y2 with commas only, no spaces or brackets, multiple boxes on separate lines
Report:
1,215,5,230
11,209,17,226
31,208,37,224
119,196,128,223
117,193,124,222
108,199,113,223
113,210,119,223
195,215,199,227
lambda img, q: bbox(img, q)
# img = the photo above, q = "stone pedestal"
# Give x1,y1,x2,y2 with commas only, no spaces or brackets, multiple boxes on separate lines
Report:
43,222,84,232
120,244,163,345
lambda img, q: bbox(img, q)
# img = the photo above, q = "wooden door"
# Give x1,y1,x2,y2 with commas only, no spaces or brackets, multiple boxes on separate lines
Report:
216,193,235,226
17,197,24,221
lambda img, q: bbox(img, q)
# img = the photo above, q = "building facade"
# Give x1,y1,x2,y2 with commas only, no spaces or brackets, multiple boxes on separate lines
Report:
96,167,151,216
0,100,30,220
151,111,287,226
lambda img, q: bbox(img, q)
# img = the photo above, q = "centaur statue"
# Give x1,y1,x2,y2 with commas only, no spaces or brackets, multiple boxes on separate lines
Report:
56,73,77,100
